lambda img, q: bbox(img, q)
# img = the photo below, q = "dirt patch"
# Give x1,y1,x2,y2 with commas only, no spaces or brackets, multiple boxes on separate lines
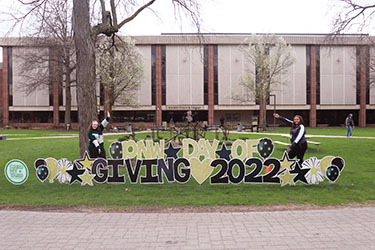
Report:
1,203,374,214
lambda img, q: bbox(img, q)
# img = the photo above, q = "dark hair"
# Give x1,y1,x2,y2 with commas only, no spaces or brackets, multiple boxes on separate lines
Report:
292,115,304,128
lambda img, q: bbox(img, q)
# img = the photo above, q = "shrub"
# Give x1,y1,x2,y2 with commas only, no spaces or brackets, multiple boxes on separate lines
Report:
118,135,130,141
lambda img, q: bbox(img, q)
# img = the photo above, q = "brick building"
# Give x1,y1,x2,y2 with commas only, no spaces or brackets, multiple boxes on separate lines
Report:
1,34,374,128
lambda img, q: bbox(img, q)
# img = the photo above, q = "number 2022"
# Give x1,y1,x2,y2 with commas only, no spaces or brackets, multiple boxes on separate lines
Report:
210,158,281,184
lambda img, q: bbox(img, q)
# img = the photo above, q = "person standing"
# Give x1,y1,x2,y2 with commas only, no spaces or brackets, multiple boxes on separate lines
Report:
345,113,355,137
273,113,307,166
88,112,110,158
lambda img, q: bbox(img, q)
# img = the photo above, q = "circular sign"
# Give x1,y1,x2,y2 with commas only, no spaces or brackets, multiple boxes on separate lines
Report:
4,159,29,185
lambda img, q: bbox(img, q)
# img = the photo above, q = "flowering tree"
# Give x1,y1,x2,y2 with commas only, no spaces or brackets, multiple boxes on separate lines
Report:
232,35,295,130
97,36,143,113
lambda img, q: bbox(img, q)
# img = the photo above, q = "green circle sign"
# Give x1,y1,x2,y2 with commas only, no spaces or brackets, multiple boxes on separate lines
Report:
4,159,29,185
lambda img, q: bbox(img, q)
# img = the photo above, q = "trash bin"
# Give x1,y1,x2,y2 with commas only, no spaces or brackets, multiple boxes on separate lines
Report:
237,122,242,132
127,123,132,133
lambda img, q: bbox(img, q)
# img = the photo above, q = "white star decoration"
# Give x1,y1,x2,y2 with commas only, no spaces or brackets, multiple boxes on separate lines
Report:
302,157,324,184
56,158,73,184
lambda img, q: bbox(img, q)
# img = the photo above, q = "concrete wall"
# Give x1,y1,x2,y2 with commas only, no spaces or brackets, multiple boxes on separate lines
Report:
137,45,152,106
218,45,255,105
320,46,357,105
166,45,204,105
271,46,307,105
12,47,50,107
4,43,367,109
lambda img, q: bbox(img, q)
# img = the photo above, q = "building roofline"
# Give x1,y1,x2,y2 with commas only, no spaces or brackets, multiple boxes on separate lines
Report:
161,32,369,37
1,33,374,46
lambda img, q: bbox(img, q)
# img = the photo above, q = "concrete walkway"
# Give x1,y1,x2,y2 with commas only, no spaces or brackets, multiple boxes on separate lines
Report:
4,130,375,141
1,207,374,250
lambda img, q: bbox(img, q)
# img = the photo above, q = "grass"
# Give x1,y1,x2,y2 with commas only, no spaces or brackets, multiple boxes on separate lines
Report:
0,127,374,209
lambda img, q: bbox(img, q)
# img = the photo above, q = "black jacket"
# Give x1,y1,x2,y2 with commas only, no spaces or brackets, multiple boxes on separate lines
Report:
279,116,306,149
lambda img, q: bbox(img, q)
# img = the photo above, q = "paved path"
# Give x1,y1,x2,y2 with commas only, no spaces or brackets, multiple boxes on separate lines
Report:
4,131,375,141
1,207,374,250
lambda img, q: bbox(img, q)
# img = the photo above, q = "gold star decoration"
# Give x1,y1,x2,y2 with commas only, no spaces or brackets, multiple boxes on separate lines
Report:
79,169,96,186
279,169,298,187
279,151,296,174
310,165,319,176
76,151,94,170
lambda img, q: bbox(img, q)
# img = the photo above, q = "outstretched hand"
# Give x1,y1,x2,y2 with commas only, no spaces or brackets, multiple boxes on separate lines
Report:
273,113,280,119
107,111,110,118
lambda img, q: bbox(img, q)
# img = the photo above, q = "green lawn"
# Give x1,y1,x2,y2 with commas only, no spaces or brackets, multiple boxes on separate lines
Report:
0,127,374,209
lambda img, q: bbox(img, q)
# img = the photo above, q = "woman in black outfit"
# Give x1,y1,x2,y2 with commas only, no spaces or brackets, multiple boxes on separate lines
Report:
273,113,307,166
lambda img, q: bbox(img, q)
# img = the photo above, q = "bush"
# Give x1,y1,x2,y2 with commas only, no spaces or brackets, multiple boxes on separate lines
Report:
118,135,130,141
137,122,146,131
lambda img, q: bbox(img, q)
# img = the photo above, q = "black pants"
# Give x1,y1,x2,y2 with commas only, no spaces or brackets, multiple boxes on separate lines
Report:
88,147,106,159
288,141,307,166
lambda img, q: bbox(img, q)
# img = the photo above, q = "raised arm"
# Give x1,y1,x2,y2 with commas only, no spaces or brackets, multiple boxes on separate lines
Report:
273,113,293,125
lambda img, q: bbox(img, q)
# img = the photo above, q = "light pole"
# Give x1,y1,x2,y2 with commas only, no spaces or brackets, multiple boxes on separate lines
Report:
269,94,276,129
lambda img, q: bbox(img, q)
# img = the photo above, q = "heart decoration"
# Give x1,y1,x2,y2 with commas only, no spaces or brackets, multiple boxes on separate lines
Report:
36,165,49,182
45,158,59,183
326,165,340,183
257,138,274,159
189,158,214,184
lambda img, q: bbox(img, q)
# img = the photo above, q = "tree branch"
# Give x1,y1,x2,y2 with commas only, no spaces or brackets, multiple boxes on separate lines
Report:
118,0,155,29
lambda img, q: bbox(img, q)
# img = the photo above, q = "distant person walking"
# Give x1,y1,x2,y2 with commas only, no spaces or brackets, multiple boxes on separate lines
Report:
273,113,307,166
345,113,355,137
88,112,110,158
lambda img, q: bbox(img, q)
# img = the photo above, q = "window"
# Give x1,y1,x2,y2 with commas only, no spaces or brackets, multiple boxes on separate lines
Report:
151,45,156,105
8,47,13,107
204,45,208,105
161,45,166,105
306,45,311,104
316,46,320,105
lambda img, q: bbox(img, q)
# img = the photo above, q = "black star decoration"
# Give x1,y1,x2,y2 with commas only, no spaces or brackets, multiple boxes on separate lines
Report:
164,142,181,159
67,162,85,184
216,143,231,161
290,161,310,184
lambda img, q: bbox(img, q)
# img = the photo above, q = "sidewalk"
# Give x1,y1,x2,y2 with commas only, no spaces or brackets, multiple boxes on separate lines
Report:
1,207,374,249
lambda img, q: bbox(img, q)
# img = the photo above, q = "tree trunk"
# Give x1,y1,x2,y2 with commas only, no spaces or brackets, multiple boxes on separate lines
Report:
73,0,98,156
64,74,72,126
259,96,267,131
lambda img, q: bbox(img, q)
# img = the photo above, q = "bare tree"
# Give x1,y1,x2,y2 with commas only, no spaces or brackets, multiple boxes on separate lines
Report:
7,0,76,126
72,0,201,156
8,0,202,156
331,0,375,35
97,36,143,113
331,0,375,87
232,35,295,130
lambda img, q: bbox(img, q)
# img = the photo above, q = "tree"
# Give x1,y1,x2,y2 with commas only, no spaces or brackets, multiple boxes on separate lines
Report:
331,0,375,35
72,0,201,156
232,35,295,130
14,0,76,126
8,0,202,156
331,0,375,127
97,36,143,113
331,0,375,86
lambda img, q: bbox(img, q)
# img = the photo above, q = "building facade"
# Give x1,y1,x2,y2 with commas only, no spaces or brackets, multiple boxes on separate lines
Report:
1,34,375,128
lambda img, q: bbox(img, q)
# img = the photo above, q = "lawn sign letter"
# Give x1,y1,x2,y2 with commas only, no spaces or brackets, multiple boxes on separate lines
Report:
28,138,345,186
29,138,345,186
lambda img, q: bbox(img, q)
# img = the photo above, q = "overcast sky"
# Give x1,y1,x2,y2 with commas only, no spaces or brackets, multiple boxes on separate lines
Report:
0,0,371,62
121,0,337,35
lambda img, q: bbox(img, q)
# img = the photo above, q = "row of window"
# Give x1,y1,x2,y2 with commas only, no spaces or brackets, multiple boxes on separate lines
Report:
7,110,375,125
5,45,371,107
